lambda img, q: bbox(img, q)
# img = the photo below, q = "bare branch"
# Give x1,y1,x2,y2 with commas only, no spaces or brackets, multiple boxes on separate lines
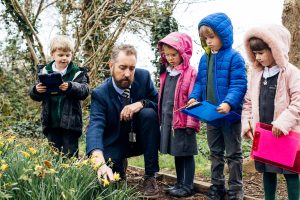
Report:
33,0,44,25
11,0,46,63
41,0,59,13
24,35,39,66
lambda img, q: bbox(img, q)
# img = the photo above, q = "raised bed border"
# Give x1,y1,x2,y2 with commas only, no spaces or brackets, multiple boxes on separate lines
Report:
128,166,262,200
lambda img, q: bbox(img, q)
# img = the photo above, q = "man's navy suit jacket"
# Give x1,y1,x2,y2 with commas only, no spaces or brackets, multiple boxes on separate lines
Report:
86,68,158,160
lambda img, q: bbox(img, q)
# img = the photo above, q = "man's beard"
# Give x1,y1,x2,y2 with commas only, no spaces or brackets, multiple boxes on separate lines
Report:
111,67,133,89
115,78,131,89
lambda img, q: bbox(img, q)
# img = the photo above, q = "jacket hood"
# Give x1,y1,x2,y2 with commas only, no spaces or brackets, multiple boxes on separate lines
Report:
158,32,192,70
244,24,291,69
198,12,233,50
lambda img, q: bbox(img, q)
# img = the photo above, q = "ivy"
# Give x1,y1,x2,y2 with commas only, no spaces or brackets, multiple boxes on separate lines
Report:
0,67,40,135
149,4,178,87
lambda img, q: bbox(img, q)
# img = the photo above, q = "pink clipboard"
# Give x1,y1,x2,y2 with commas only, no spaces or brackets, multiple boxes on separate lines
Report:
251,123,300,174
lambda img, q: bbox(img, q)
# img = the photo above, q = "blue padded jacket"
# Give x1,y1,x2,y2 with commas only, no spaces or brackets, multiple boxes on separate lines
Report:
189,12,247,114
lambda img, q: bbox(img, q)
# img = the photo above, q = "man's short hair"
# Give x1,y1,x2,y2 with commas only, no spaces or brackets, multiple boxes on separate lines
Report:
50,35,74,54
110,44,137,63
249,37,271,51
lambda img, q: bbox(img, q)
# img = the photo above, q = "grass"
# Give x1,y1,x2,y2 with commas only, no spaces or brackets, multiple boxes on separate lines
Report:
79,124,252,179
128,152,211,177
128,130,212,177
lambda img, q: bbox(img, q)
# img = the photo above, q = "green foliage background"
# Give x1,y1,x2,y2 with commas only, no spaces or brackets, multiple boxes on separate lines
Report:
0,68,42,137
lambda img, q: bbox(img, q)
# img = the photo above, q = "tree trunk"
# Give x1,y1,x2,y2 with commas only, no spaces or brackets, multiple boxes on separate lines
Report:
282,0,300,68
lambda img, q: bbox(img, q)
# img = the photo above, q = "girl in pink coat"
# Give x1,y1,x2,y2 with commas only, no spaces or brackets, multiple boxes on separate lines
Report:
157,32,200,197
242,24,300,200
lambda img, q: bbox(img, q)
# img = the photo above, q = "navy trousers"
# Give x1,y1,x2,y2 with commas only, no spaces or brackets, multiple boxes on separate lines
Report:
108,108,160,178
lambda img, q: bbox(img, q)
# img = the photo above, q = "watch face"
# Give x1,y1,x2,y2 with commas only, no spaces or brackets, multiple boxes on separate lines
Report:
141,100,145,107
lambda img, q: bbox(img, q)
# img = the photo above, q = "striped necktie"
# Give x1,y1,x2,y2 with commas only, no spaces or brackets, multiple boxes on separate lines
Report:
121,88,130,106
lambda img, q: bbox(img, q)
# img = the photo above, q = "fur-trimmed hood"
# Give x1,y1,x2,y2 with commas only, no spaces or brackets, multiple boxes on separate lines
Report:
242,24,300,135
244,24,291,70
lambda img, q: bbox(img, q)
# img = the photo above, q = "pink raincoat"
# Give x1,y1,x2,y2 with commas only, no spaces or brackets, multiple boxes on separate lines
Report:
158,32,200,131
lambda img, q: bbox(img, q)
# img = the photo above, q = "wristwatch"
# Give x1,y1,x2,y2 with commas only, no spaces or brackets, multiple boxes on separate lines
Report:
140,99,147,108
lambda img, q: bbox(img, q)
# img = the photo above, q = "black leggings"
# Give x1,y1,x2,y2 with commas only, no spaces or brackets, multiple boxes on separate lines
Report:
175,156,195,189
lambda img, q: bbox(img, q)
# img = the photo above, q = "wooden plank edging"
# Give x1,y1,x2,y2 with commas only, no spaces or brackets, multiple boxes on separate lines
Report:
128,165,262,200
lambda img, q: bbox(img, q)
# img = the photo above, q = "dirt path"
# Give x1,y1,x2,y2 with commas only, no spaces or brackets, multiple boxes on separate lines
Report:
127,167,207,199
127,167,289,200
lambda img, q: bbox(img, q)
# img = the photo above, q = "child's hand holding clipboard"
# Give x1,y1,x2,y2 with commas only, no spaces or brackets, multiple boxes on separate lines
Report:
180,101,241,127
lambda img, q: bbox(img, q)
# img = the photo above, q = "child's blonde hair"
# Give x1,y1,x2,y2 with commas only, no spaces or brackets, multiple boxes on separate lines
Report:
199,25,217,41
50,35,74,54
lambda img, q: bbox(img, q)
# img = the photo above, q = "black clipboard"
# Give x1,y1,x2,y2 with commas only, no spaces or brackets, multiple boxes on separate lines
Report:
38,72,63,93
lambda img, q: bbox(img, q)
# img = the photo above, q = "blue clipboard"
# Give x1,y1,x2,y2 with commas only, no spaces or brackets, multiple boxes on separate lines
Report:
180,101,241,126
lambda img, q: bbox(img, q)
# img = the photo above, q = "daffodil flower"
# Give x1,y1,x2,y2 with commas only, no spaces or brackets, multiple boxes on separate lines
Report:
19,174,31,181
61,163,70,169
28,147,37,155
101,178,110,187
48,168,57,174
0,164,9,171
80,159,89,166
34,165,43,171
0,141,4,147
44,160,52,168
7,135,16,143
20,151,30,158
113,172,121,181
34,165,46,178
92,162,102,170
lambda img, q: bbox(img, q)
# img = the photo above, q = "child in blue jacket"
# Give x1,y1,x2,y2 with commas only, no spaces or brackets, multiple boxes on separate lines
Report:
188,13,247,200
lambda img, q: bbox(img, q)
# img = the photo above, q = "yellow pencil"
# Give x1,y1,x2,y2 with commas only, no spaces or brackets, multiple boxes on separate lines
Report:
174,103,189,113
248,120,254,137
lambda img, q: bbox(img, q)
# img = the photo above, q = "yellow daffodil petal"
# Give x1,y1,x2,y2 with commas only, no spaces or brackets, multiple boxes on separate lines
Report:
61,163,70,169
28,147,37,155
101,178,110,187
20,151,30,158
48,168,57,174
0,164,9,171
113,172,121,181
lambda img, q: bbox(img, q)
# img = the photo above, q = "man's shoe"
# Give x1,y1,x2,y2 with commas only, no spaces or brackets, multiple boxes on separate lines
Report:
206,185,226,200
142,177,159,198
227,190,244,200
169,185,193,197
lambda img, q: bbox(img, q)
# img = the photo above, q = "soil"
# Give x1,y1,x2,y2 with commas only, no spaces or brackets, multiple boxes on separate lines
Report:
127,167,289,200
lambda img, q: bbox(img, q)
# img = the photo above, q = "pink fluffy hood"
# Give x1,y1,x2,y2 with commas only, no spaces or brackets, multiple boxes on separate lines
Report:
244,24,291,70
